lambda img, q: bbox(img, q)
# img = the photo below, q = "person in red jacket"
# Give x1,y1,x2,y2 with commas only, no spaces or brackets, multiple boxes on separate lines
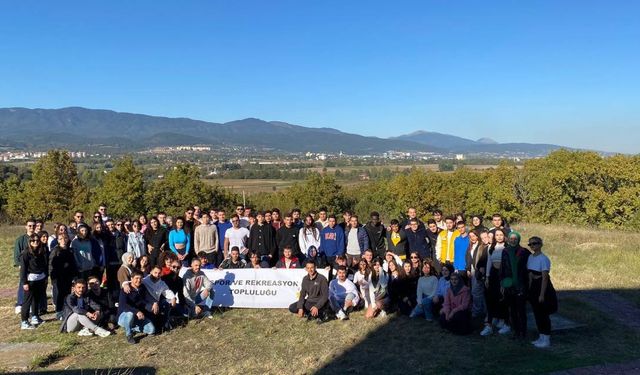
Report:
275,246,301,269
439,271,472,335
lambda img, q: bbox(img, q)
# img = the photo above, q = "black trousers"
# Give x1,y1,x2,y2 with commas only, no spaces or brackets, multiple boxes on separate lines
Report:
485,268,507,322
529,279,551,335
148,249,162,268
505,292,527,337
52,277,73,313
288,300,328,315
439,310,472,335
21,279,46,321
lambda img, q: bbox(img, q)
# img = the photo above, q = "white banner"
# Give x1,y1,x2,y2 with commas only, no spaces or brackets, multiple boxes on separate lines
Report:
179,268,328,309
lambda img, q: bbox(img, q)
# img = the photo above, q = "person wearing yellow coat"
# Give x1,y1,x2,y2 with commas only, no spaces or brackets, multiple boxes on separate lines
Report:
435,217,460,263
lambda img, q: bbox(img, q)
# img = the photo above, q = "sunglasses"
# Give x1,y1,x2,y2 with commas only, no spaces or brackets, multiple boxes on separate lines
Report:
410,256,419,259
170,266,180,270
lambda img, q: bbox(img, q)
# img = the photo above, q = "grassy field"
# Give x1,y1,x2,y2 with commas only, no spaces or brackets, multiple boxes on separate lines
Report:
204,178,299,194
0,223,639,374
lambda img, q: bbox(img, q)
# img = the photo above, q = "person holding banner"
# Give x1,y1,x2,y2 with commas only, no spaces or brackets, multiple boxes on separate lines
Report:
289,260,329,324
183,258,214,319
329,266,360,320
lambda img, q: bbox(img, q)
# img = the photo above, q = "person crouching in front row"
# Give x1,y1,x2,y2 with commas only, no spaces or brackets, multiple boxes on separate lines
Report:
59,278,111,337
329,266,360,320
117,270,155,344
289,260,330,324
183,258,215,319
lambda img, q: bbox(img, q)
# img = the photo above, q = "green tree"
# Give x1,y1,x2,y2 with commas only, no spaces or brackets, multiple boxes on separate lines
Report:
283,173,350,215
6,150,89,222
93,156,146,218
145,164,238,216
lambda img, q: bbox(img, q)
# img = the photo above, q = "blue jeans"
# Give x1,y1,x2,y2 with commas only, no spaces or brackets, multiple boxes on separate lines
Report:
118,311,155,337
329,292,356,313
410,296,434,320
16,278,24,306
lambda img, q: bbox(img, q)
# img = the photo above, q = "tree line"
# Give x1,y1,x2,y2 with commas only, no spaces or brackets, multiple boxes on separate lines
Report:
0,149,638,229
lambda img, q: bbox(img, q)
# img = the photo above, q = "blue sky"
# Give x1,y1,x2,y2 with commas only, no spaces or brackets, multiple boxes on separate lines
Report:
1,1,638,153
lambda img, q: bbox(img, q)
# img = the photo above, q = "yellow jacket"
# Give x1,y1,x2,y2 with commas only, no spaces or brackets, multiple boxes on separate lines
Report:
436,229,460,263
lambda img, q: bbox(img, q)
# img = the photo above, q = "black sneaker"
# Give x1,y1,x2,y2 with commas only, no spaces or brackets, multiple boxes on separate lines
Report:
127,335,136,344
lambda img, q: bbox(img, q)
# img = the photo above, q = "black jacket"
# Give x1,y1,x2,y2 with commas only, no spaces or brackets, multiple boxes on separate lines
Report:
20,249,48,285
162,273,185,307
386,230,409,257
276,226,300,257
465,242,488,281
365,222,387,257
500,246,530,294
144,227,168,254
49,245,77,281
249,223,278,259
405,227,430,259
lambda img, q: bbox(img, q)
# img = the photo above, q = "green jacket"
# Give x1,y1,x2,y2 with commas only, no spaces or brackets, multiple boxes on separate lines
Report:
14,234,30,267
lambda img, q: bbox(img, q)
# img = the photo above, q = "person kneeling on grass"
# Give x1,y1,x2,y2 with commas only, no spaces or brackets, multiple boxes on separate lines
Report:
60,278,111,337
118,270,155,344
183,258,215,319
329,266,360,320
439,271,472,335
289,260,329,324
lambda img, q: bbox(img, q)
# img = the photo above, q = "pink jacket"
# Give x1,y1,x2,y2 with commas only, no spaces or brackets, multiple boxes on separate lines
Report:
442,285,471,316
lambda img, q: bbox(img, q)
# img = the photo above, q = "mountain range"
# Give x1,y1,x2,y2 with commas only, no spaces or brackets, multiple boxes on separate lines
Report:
0,107,570,155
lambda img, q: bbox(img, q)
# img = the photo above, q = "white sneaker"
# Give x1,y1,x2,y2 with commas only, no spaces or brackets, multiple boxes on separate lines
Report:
95,327,111,338
77,327,94,336
20,321,35,330
480,325,493,336
531,335,542,345
15,306,21,315
336,309,346,320
30,316,43,326
203,311,213,319
534,334,551,348
495,319,505,329
378,310,387,318
498,325,511,335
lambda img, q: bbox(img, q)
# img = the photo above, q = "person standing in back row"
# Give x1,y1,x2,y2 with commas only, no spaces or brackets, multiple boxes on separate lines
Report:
14,218,36,315
365,212,387,259
345,215,369,267
194,213,219,267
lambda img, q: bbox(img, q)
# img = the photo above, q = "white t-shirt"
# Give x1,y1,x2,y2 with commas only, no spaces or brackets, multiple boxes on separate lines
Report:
225,227,250,252
527,252,551,272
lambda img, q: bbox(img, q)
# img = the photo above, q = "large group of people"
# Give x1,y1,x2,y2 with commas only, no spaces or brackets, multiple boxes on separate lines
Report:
14,204,557,348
